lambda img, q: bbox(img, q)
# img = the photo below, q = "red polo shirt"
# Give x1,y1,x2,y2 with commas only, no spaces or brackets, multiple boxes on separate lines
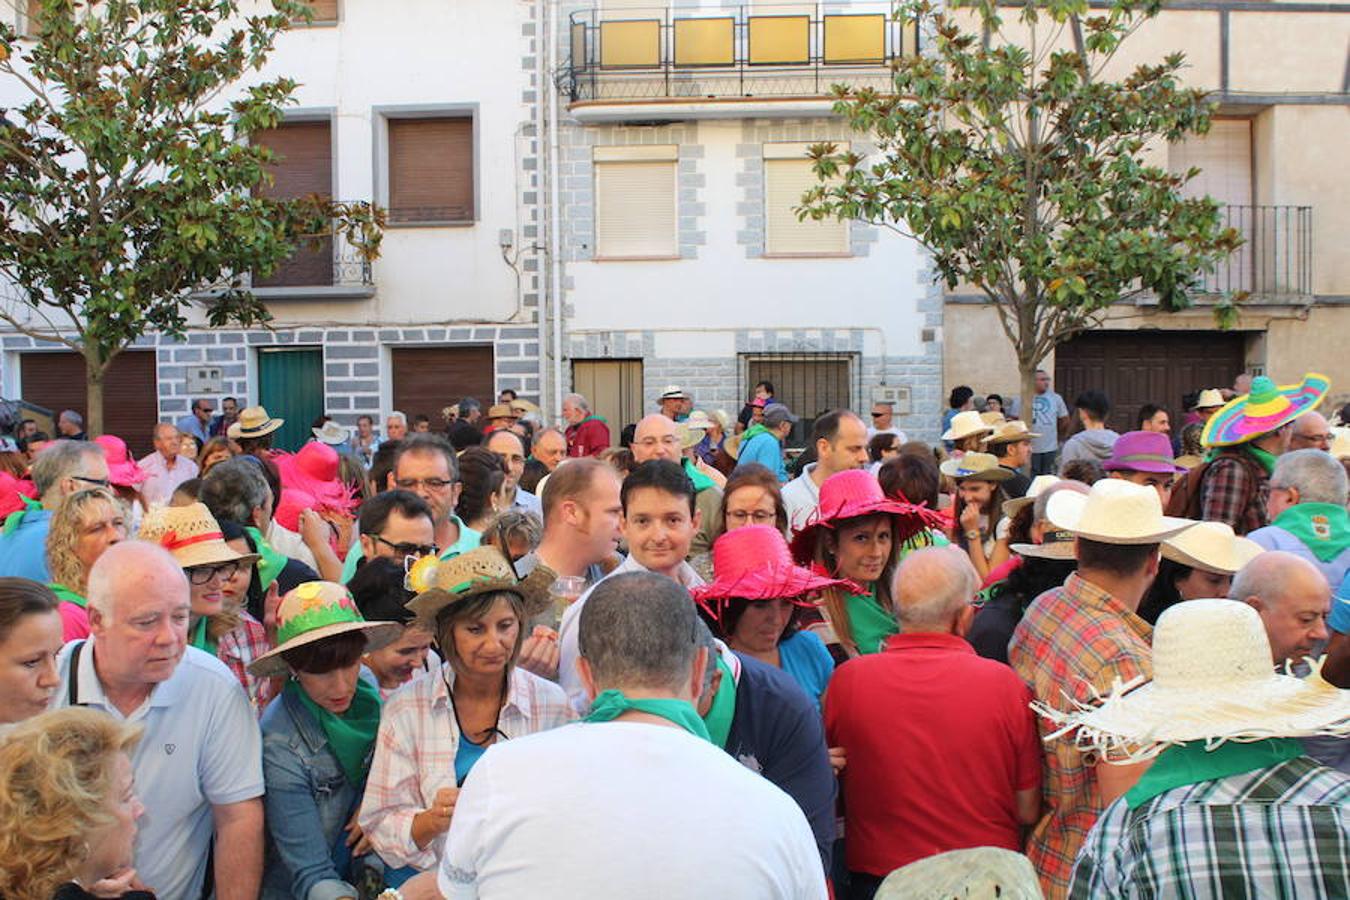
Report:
824,632,1042,875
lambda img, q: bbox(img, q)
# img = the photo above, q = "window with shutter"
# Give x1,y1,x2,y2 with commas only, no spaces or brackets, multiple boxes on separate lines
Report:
251,120,334,287
594,146,678,259
24,0,43,37
387,117,475,225
294,0,339,25
764,147,849,256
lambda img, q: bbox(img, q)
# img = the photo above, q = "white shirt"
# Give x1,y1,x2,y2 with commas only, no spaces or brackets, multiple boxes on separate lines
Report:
267,520,320,574
781,464,823,533
438,721,827,900
136,451,199,508
558,553,705,715
867,425,908,444
55,642,263,900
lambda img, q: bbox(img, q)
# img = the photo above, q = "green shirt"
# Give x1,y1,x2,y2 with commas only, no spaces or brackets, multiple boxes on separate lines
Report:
845,589,898,655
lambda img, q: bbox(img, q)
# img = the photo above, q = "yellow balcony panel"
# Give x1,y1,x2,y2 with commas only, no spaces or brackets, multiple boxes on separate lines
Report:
600,19,661,69
571,22,587,70
748,15,810,66
824,13,885,64
673,17,734,67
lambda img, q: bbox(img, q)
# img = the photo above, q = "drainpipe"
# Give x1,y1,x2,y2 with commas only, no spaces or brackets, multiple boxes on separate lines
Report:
547,0,565,424
536,0,551,414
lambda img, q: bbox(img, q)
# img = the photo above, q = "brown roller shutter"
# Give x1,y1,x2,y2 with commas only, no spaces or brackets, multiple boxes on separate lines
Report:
20,351,159,456
391,347,495,427
388,118,475,224
252,121,333,287
300,0,339,23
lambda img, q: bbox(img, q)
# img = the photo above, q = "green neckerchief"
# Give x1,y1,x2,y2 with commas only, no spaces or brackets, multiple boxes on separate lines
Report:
48,583,86,608
1245,443,1279,475
243,526,288,591
682,458,716,493
189,616,217,657
576,414,608,426
739,423,772,445
846,588,899,655
1125,737,1305,809
287,678,383,785
2,495,42,536
586,689,711,742
1273,502,1350,562
701,655,737,748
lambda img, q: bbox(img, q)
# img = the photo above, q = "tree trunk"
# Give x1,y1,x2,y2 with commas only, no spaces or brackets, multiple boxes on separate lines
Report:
85,350,106,439
1018,360,1039,425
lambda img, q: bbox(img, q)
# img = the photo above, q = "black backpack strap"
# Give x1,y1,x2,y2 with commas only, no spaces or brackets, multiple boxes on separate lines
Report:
67,639,86,706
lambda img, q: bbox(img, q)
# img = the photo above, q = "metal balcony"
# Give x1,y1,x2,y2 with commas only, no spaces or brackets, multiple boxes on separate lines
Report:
564,3,916,122
252,209,376,300
1196,205,1312,300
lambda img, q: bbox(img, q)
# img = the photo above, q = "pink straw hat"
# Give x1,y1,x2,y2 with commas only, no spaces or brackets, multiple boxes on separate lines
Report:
790,469,946,565
691,525,853,622
94,435,148,486
274,442,356,513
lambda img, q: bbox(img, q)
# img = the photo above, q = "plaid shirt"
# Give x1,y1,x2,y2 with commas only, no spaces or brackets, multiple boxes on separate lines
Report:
216,613,275,713
358,664,574,871
1070,757,1350,899
1199,448,1270,536
1009,573,1153,899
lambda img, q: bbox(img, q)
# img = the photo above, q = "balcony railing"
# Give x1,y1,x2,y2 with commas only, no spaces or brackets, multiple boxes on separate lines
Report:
1195,205,1312,299
565,3,916,105
253,213,375,295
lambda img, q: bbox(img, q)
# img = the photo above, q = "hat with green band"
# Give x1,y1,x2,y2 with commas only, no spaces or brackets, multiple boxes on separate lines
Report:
403,545,552,624
249,581,402,678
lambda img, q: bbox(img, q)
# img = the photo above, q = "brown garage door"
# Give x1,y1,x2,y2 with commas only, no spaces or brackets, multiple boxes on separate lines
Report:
1055,331,1247,434
20,350,159,456
391,346,495,429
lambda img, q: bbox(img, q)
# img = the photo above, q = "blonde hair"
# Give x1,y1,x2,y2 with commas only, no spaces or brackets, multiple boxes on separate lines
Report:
46,488,125,594
0,708,141,899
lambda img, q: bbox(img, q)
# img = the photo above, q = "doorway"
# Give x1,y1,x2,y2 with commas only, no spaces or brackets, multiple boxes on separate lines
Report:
258,347,324,452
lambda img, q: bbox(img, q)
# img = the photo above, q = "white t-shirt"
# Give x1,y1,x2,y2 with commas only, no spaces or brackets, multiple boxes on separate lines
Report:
781,465,822,534
438,721,827,900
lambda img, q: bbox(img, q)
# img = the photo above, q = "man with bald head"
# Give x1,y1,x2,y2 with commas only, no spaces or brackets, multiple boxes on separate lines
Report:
1290,411,1333,452
54,541,264,900
486,428,541,517
1231,550,1331,669
825,547,1042,894
632,413,721,555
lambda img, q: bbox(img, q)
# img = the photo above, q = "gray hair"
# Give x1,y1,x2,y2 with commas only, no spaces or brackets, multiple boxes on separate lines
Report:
1033,479,1090,523
387,411,407,427
483,508,542,555
579,572,699,692
87,540,187,620
893,546,978,631
199,457,271,526
395,433,459,481
31,440,103,497
58,409,83,428
1270,448,1347,506
563,393,590,412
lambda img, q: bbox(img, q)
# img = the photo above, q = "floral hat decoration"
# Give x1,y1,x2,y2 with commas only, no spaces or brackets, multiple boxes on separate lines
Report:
249,581,401,678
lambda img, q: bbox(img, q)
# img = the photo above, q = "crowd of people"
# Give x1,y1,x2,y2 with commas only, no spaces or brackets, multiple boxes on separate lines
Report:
0,369,1346,900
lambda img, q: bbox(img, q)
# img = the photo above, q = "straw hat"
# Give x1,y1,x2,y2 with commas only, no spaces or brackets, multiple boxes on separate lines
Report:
311,421,352,446
1001,474,1060,519
1195,388,1225,411
139,502,259,570
692,526,853,623
982,420,1040,447
708,409,731,432
1102,431,1186,475
677,422,706,451
1010,527,1077,560
248,581,402,678
510,399,541,416
1162,521,1265,575
979,411,1006,427
486,404,518,421
228,405,284,440
790,469,946,565
939,452,1012,482
684,410,713,432
1046,478,1192,545
1037,599,1350,761
1330,427,1350,460
94,435,148,487
941,410,995,442
659,385,691,401
403,545,548,623
1202,373,1329,448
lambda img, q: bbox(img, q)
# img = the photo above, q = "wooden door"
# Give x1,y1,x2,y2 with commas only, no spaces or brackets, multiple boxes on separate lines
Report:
258,347,324,452
19,350,159,455
391,346,495,429
572,359,642,445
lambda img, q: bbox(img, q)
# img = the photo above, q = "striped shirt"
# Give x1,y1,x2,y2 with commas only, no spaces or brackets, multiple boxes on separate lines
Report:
358,663,573,871
1009,573,1153,899
1069,756,1350,899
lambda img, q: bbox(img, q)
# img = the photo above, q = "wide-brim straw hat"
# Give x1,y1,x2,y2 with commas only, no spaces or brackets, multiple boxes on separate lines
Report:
228,405,285,440
790,469,947,565
1010,528,1078,560
982,420,1040,447
404,545,551,623
723,433,742,461
1046,478,1192,545
510,399,541,416
1162,521,1265,575
94,434,148,486
312,421,352,445
1202,373,1329,448
1102,430,1186,474
486,404,518,421
1001,474,1061,519
249,581,402,677
941,410,995,442
692,526,853,620
1194,388,1225,411
139,502,260,570
939,452,1012,482
1037,599,1350,761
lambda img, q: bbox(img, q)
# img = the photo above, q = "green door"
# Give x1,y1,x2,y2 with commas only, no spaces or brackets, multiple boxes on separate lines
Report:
258,347,324,453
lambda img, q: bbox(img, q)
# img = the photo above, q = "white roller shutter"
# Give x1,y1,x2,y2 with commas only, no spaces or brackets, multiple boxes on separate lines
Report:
765,156,849,256
595,154,678,259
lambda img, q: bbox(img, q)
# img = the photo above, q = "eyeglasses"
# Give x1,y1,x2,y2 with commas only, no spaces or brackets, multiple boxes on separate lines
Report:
1298,433,1333,444
71,475,110,488
375,535,439,560
870,412,886,418
726,510,778,525
186,561,241,585
394,477,455,491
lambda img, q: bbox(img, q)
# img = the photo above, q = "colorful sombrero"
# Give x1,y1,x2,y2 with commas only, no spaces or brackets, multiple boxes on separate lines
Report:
1202,373,1329,448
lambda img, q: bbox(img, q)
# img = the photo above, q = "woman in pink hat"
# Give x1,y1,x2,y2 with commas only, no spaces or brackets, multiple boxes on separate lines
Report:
791,469,945,659
93,434,148,529
692,525,848,710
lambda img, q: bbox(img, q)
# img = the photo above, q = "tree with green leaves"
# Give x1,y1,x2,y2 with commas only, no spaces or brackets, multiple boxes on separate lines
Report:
0,0,383,434
801,0,1242,408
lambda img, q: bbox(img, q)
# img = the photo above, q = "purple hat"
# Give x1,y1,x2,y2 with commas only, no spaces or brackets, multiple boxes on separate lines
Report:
1102,431,1186,475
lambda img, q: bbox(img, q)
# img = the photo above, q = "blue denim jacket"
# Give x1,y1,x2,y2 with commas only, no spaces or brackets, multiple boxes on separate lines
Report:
260,685,369,900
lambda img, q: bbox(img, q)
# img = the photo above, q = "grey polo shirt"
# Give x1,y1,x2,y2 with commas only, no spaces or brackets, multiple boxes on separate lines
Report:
55,641,264,900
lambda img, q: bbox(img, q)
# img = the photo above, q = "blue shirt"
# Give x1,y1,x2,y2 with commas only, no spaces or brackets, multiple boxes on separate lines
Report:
455,736,487,786
777,631,835,712
1330,570,1349,634
736,431,786,482
176,413,211,444
0,508,51,581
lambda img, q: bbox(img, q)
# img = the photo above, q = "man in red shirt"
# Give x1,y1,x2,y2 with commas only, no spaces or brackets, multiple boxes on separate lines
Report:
563,392,611,457
825,546,1042,899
